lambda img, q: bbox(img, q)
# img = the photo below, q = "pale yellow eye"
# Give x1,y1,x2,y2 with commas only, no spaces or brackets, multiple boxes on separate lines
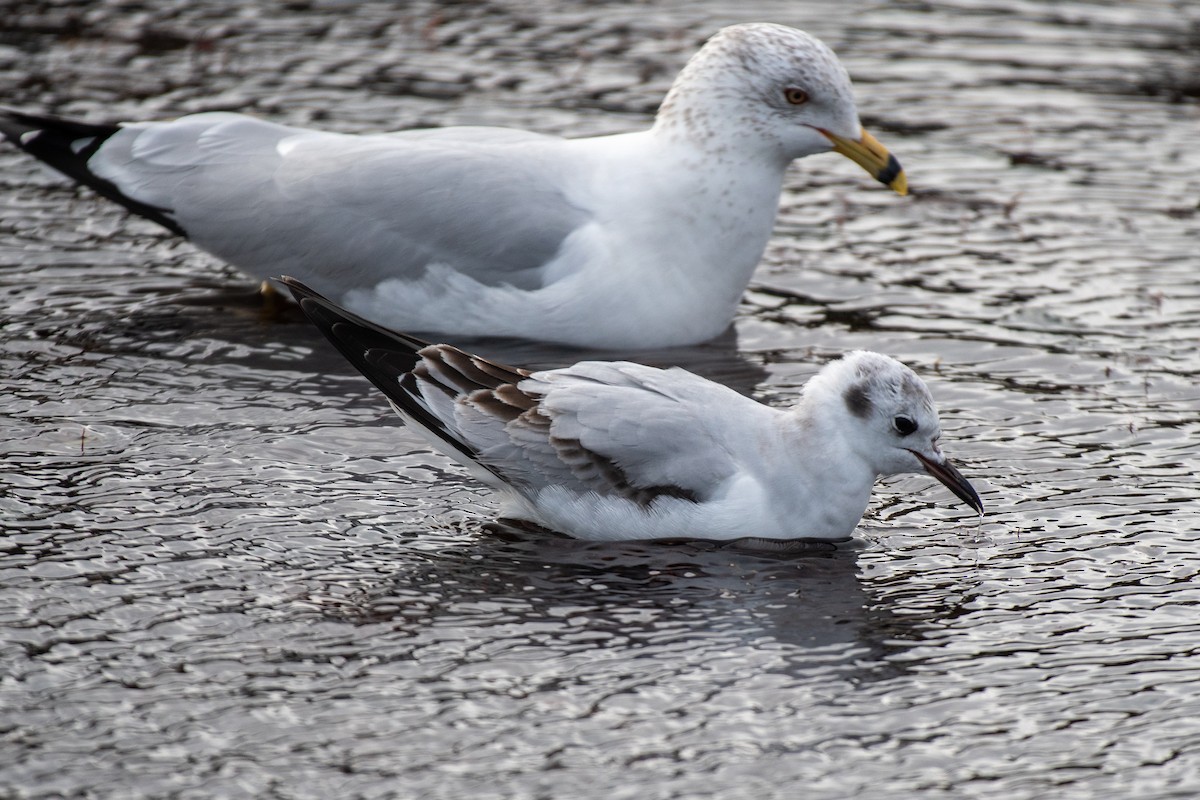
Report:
784,88,810,105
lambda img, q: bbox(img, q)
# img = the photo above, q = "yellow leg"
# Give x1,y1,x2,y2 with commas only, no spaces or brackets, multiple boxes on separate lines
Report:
259,279,288,320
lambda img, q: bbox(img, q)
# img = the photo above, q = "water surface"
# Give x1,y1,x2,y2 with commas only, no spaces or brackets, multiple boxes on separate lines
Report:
2,0,1199,797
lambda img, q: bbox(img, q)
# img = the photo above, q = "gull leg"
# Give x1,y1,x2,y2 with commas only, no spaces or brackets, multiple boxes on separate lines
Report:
259,279,289,321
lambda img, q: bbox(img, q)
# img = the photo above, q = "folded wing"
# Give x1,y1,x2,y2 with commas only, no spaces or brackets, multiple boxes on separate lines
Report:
54,112,590,291
284,278,771,506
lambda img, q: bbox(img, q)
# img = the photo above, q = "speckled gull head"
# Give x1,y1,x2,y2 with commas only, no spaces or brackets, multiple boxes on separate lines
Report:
654,22,906,193
283,279,981,543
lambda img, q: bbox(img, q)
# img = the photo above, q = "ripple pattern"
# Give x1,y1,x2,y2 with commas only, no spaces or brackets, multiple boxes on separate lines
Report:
2,1,1199,798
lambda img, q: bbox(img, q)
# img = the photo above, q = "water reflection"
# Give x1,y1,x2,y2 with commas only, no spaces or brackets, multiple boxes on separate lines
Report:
297,523,940,687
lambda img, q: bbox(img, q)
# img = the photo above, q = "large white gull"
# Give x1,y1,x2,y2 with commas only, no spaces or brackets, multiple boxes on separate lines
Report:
281,277,981,543
1,23,906,349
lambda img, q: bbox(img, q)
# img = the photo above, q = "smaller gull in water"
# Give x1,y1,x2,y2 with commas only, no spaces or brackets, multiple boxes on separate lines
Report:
0,23,906,349
282,278,983,542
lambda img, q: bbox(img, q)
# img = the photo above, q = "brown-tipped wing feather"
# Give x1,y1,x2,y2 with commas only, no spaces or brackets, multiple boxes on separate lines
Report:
283,277,742,507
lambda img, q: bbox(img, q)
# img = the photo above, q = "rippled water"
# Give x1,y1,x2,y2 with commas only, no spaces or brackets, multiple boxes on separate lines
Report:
2,0,1199,797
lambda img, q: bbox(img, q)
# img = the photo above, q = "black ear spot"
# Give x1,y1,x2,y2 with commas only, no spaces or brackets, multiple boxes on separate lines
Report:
843,383,871,418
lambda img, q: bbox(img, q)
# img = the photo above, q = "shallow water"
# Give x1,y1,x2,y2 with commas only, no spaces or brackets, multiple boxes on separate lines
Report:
2,0,1199,797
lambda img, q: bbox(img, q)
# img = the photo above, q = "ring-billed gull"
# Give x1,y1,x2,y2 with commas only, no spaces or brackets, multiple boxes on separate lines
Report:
281,277,982,542
1,23,906,349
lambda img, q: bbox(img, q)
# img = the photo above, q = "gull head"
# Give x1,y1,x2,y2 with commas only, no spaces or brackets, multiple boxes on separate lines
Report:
655,23,906,194
804,351,983,513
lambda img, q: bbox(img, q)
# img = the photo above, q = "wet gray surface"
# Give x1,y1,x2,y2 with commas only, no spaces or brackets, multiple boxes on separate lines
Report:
2,0,1200,797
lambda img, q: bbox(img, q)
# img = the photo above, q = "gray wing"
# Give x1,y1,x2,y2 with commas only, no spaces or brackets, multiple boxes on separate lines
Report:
449,360,774,506
284,277,777,507
87,113,590,291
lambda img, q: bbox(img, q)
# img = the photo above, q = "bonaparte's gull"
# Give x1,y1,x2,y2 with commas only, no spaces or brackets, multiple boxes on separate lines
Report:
1,23,906,349
282,277,982,542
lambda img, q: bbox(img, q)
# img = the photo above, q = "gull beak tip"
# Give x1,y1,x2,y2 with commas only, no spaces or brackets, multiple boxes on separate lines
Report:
911,450,984,516
822,127,909,196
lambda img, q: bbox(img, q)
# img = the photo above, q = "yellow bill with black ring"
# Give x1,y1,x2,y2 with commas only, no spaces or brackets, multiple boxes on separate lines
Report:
819,128,908,196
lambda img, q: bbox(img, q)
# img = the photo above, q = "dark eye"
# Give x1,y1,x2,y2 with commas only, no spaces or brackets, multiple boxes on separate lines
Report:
783,87,810,105
893,416,918,436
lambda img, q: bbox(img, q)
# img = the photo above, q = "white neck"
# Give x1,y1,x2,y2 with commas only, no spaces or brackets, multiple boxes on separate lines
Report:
767,406,878,539
553,129,789,345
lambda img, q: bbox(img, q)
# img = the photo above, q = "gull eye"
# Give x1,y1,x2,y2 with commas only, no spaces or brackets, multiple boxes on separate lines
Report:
893,416,918,436
783,87,810,105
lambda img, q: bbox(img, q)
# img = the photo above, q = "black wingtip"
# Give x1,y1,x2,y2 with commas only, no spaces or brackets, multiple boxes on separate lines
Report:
278,276,433,402
279,276,432,354
0,107,114,145
279,276,486,464
0,107,187,237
